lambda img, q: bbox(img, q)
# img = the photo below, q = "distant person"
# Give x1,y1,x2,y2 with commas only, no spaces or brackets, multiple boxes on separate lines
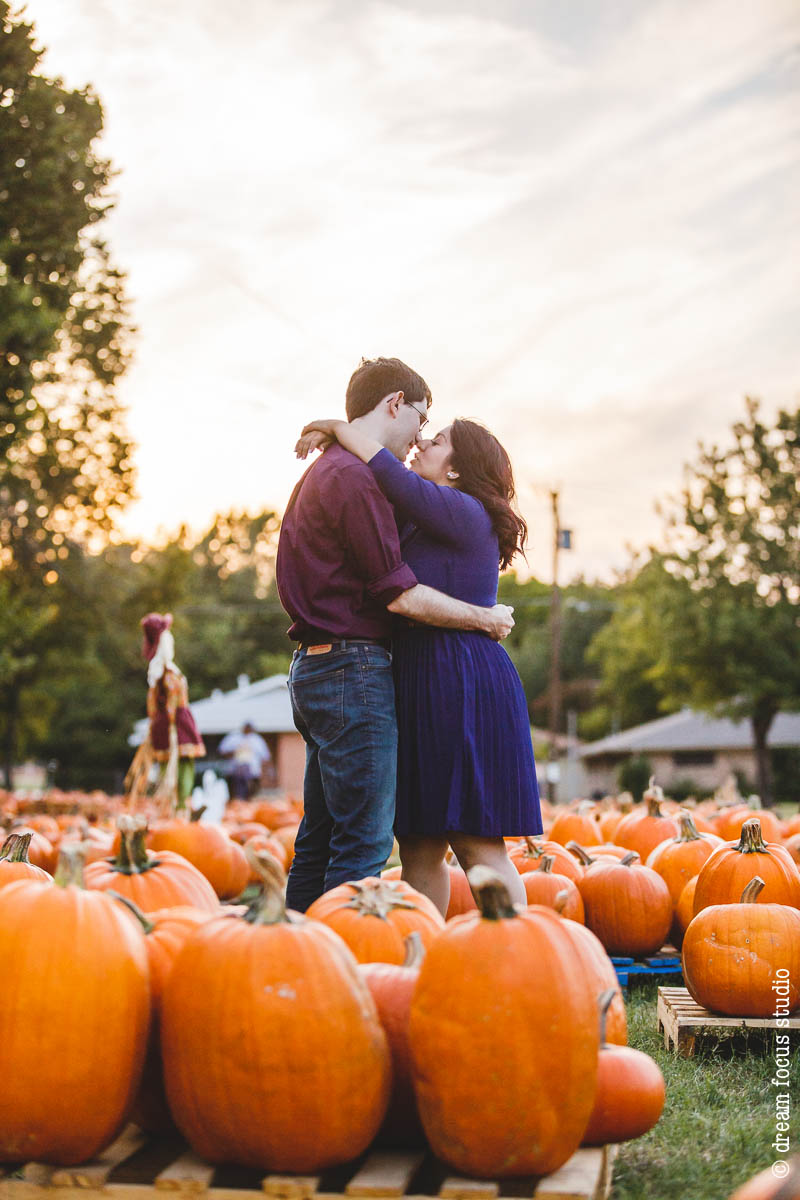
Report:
276,356,515,912
139,613,205,808
219,722,272,799
296,411,541,916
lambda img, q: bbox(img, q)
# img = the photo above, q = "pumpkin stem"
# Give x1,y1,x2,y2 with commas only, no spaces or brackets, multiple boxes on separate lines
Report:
54,842,88,888
114,815,153,874
107,890,155,934
554,888,569,916
540,855,554,875
190,805,206,824
467,866,518,920
344,880,418,919
737,817,769,854
244,844,293,925
565,841,594,866
523,835,540,856
643,778,665,817
402,930,426,969
0,831,33,863
740,876,766,905
620,851,639,867
597,987,617,1047
677,809,701,842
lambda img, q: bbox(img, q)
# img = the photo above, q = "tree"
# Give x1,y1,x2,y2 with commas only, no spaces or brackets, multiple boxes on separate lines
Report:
586,400,800,805
0,3,135,574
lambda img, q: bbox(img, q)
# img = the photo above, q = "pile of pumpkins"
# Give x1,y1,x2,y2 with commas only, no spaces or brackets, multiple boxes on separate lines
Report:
0,804,663,1179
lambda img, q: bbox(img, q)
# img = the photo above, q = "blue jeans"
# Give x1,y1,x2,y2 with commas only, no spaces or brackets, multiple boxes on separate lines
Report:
285,641,397,912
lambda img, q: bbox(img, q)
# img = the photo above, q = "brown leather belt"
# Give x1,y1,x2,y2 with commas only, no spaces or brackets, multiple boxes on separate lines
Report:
297,637,391,654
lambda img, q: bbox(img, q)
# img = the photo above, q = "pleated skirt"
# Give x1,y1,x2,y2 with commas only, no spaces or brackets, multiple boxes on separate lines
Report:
392,627,542,837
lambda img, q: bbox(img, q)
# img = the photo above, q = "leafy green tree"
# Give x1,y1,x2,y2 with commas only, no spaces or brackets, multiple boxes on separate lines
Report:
0,3,135,573
586,400,800,804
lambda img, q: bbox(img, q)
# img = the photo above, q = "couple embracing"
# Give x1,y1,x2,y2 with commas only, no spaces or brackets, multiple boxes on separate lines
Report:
276,356,541,916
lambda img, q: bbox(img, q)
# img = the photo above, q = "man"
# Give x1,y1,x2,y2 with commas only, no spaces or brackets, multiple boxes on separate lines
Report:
218,722,272,799
276,356,514,911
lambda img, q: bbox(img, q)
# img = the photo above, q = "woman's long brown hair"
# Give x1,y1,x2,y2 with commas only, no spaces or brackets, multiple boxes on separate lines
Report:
449,419,528,570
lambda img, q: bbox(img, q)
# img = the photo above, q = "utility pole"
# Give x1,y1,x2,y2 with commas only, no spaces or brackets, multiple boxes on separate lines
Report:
547,490,562,804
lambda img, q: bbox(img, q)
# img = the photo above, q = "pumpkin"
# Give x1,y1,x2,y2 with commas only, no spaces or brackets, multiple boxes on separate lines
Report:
567,842,639,869
445,863,478,919
727,1157,800,1200
598,806,625,842
306,877,445,963
161,851,391,1171
521,856,584,922
509,836,583,882
675,875,699,936
693,819,800,915
85,816,219,913
111,898,216,1135
782,832,800,868
148,813,250,900
578,853,673,957
613,781,679,863
10,824,57,872
408,867,599,1177
557,913,627,1045
715,806,785,843
581,990,665,1145
0,845,151,1164
0,832,51,887
244,833,290,876
683,877,800,1017
548,801,603,848
359,932,426,1146
646,809,724,903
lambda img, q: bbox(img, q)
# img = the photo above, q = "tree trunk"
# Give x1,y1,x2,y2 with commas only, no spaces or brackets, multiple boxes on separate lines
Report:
2,687,19,789
751,705,776,809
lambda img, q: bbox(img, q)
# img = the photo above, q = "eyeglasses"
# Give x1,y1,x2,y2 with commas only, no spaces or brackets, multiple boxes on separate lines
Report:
403,399,429,432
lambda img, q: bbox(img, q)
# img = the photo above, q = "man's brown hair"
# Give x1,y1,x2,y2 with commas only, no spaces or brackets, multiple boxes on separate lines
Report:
345,356,432,421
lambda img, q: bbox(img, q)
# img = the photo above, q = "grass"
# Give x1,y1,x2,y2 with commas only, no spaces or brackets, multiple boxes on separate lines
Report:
611,979,799,1199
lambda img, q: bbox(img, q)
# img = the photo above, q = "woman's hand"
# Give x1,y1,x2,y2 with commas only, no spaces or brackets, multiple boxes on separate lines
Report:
295,431,331,459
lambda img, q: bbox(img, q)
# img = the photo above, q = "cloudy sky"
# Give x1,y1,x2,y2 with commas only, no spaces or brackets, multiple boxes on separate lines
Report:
25,0,800,582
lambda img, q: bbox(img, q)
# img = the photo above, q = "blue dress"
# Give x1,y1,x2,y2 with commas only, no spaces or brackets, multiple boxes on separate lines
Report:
368,449,542,838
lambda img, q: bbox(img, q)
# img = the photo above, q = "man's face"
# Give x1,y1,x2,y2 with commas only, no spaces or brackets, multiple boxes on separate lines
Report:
385,396,429,460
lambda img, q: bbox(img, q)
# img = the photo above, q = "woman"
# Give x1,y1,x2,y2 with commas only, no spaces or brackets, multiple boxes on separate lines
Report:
296,416,541,914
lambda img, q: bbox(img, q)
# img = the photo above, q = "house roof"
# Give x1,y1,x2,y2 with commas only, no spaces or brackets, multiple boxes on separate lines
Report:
580,707,800,759
130,674,295,745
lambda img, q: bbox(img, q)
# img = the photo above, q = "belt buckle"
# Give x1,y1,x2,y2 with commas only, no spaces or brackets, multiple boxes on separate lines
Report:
306,644,333,655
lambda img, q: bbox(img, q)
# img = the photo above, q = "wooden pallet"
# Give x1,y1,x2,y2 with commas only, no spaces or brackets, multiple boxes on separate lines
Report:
657,986,800,1057
610,946,682,988
0,1127,617,1200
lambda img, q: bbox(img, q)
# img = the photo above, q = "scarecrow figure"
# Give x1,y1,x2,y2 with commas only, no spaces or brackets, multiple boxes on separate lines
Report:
126,613,205,809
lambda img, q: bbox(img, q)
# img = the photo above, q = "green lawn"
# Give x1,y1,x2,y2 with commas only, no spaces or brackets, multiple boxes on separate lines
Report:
612,981,799,1199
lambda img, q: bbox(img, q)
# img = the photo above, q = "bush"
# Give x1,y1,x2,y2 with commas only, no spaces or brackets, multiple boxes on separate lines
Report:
618,755,652,802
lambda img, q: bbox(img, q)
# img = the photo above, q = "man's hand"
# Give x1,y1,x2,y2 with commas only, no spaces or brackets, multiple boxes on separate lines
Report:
484,604,515,641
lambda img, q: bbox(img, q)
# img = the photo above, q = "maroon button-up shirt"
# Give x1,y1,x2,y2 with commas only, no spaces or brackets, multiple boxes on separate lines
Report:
276,445,418,642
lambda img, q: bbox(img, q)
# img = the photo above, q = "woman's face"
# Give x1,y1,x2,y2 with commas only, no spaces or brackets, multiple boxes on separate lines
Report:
410,425,455,485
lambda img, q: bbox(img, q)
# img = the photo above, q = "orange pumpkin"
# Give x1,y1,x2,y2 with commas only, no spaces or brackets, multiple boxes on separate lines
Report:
306,877,445,963
509,836,583,882
613,781,679,863
358,933,426,1146
693,818,800,915
0,832,51,887
0,845,151,1164
783,832,800,868
646,809,724,903
581,990,665,1145
675,875,699,936
557,917,627,1045
408,867,599,1178
112,899,216,1134
548,801,603,847
85,817,219,913
161,852,391,1170
567,842,639,869
149,815,250,900
578,854,673,957
445,863,478,919
521,856,584,922
683,877,800,1016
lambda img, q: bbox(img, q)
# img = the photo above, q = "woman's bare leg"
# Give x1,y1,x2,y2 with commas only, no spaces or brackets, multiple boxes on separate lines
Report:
449,834,527,908
398,835,451,917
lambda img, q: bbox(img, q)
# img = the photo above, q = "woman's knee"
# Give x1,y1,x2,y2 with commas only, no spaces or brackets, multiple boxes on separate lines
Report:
450,835,508,870
398,836,449,869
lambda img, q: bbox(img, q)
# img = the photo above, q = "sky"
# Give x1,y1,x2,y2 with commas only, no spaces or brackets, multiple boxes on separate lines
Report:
23,0,800,582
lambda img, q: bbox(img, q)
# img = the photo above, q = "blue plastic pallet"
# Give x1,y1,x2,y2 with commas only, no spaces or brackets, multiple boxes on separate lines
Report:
611,951,682,988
